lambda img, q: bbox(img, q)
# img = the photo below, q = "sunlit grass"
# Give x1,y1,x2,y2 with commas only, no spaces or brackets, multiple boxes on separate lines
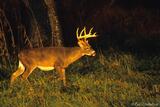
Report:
0,52,160,107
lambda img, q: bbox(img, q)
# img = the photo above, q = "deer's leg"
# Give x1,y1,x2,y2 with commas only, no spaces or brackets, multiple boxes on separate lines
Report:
21,67,35,80
10,67,25,85
10,61,25,85
56,67,66,87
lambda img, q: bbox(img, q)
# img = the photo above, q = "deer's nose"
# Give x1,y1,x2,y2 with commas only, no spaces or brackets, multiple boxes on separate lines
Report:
92,51,96,56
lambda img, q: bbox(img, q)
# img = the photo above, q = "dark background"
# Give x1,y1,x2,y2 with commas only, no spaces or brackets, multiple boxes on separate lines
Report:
58,0,160,54
1,0,160,55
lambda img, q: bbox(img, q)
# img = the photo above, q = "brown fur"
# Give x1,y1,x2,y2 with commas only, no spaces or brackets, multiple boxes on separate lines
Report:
10,46,95,86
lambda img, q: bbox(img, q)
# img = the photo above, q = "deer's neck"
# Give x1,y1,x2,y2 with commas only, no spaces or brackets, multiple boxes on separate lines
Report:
64,47,84,67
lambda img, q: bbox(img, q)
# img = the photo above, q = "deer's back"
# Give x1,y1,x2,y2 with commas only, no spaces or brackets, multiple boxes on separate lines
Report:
18,47,80,67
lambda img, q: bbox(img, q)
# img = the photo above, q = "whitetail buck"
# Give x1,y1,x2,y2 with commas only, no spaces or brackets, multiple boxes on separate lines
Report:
10,27,97,86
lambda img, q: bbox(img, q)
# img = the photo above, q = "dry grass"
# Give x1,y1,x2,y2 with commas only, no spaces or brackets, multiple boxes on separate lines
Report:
0,52,160,107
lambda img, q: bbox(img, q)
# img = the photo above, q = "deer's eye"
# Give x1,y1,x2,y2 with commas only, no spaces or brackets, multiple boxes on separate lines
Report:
86,47,90,50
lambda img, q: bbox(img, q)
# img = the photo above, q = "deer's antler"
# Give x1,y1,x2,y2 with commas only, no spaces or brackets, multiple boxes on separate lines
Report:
76,27,97,41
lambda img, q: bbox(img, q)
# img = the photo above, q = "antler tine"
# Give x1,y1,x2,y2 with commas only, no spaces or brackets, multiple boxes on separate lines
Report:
84,27,97,38
79,27,85,39
76,27,79,39
77,27,85,40
84,27,87,36
82,27,87,41
89,27,93,35
87,27,97,38
93,32,97,36
76,27,97,40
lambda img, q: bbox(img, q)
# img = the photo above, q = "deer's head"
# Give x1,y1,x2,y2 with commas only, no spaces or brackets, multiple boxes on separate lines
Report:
76,27,97,56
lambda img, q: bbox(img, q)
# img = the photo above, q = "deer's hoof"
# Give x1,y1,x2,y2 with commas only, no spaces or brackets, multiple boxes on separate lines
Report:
60,85,80,93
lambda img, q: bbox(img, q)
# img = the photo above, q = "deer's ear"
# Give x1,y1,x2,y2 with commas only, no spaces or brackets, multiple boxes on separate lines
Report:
86,40,89,44
78,41,85,49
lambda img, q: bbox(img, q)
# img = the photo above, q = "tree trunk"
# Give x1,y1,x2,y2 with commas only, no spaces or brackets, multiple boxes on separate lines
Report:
22,0,43,48
44,0,63,46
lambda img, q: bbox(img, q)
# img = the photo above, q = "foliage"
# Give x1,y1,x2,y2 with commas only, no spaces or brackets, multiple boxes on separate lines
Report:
0,52,160,107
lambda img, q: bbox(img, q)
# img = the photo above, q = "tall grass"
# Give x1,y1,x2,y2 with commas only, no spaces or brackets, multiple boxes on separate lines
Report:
0,52,160,107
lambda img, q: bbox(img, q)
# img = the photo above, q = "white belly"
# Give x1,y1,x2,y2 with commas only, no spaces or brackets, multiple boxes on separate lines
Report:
37,66,54,71
18,60,54,71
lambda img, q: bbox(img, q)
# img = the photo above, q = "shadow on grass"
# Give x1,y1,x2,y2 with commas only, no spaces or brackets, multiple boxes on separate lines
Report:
0,69,11,90
0,69,10,81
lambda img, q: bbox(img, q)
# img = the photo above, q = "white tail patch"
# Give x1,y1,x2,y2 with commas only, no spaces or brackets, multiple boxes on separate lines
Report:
19,60,25,71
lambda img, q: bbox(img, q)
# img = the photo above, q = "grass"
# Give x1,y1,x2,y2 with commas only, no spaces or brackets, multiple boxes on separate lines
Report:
0,51,160,107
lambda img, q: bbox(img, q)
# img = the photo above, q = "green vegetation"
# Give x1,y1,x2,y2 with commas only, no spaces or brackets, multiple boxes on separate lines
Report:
0,52,160,107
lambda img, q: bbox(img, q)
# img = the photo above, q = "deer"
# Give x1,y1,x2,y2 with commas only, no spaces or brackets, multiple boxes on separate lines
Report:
10,27,97,87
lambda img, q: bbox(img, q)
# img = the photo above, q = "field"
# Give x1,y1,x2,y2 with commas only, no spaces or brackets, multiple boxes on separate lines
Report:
0,51,160,107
